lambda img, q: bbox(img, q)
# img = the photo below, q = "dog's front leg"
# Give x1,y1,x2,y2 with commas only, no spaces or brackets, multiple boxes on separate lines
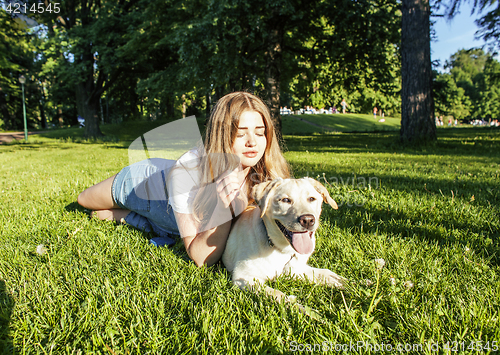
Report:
233,278,315,317
233,278,288,303
287,264,346,289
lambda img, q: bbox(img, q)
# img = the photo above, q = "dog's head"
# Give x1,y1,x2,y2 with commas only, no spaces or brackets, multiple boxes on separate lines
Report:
252,178,338,255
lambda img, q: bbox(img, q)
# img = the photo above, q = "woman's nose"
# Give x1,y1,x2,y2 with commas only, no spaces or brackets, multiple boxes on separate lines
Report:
246,134,256,146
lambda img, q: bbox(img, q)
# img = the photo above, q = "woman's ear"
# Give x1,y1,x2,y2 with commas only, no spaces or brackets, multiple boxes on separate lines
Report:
252,178,283,217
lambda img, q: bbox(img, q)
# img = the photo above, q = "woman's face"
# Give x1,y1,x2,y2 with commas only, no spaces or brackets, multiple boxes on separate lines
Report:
232,110,267,169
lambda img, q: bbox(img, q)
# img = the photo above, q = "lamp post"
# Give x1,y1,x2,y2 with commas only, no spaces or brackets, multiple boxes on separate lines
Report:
19,75,28,142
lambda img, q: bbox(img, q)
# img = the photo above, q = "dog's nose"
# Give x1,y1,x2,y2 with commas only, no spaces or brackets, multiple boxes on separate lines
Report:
298,214,315,229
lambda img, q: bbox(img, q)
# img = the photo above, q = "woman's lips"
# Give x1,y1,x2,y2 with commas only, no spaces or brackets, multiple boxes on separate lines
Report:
243,151,258,158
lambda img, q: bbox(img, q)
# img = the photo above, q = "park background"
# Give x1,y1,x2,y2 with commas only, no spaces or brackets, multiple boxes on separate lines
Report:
0,0,499,136
0,0,500,353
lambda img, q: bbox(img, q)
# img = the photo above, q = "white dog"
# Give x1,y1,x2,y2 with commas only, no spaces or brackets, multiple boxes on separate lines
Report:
222,177,346,306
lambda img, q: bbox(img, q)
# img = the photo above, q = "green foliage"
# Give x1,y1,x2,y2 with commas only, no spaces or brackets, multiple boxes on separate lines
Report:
476,2,500,48
0,8,36,130
434,49,500,121
1,0,405,134
433,71,471,119
475,56,500,120
281,0,402,115
109,0,403,121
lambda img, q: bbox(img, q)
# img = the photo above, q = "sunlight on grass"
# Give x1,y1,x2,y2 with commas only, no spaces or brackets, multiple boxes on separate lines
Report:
282,113,401,134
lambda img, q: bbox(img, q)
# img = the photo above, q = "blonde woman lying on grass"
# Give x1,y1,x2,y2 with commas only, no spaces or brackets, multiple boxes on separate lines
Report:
78,92,291,267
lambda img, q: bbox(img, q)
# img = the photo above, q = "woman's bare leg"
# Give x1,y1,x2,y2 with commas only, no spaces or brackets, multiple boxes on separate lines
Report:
78,174,118,210
78,174,131,222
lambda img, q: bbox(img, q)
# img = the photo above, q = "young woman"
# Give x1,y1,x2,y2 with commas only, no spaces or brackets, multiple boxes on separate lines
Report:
78,92,291,267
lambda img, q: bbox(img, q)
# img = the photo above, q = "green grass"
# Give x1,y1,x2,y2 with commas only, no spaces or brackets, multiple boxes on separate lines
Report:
282,113,401,134
0,119,499,354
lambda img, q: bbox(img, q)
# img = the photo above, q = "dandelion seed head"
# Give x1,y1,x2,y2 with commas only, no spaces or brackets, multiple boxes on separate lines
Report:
404,281,414,289
36,244,48,256
374,258,386,270
364,279,374,287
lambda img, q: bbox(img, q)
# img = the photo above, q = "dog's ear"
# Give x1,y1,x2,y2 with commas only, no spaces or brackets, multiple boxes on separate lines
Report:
304,178,338,209
252,178,283,217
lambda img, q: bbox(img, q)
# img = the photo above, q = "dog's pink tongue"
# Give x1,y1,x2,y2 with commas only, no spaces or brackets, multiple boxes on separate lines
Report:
292,231,314,254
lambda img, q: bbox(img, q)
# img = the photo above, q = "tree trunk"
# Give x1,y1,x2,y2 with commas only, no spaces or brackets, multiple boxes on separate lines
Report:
181,94,186,118
205,92,211,119
76,81,103,138
265,16,284,141
39,84,47,129
400,0,436,144
39,101,47,129
0,87,14,130
166,94,175,120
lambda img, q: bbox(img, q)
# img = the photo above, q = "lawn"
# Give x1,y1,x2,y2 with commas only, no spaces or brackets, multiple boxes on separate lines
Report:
0,118,499,354
282,113,401,134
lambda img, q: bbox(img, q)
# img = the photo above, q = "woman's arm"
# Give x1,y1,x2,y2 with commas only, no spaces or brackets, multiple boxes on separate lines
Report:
174,211,232,267
172,167,248,267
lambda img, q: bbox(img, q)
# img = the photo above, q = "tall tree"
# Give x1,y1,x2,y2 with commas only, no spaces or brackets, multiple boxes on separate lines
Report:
447,48,487,105
0,7,34,130
38,0,142,138
312,0,402,115
400,0,436,144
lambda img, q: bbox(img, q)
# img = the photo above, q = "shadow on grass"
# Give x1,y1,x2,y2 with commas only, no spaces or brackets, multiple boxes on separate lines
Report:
322,174,500,265
64,201,87,215
19,117,208,145
64,202,191,261
284,127,500,158
0,280,15,354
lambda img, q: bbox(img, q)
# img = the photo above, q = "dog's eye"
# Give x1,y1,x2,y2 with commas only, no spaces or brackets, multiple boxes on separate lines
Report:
308,197,316,202
281,198,292,203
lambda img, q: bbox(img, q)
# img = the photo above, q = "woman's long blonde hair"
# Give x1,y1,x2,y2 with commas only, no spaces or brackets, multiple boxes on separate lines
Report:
192,91,291,223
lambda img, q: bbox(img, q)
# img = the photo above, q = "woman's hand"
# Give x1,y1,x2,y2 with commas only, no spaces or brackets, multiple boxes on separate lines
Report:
215,166,246,209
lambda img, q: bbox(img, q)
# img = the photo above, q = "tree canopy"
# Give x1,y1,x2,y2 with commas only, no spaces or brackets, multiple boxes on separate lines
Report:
434,48,500,121
1,0,404,137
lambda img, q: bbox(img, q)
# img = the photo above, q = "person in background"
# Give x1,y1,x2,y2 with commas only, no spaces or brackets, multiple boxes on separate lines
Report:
341,99,348,114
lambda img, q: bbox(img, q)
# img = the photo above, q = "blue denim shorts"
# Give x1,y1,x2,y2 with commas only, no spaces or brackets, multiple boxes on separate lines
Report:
112,158,179,245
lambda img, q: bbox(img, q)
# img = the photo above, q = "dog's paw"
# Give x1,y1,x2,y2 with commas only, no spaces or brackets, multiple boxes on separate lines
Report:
315,269,347,289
